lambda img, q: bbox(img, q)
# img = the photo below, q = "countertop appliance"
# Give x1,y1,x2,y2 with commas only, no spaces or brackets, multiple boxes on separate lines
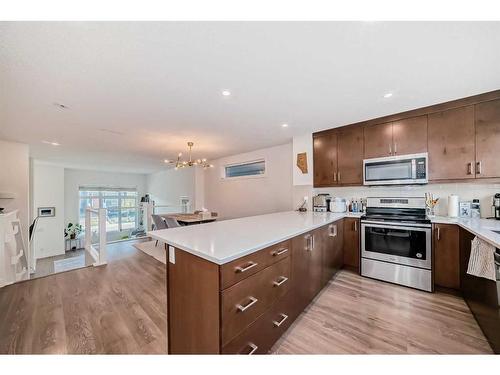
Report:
330,197,347,213
313,194,330,212
494,193,500,220
360,197,432,292
363,153,428,186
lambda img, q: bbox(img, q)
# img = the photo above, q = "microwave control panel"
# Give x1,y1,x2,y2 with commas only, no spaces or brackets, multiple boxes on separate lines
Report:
416,159,426,178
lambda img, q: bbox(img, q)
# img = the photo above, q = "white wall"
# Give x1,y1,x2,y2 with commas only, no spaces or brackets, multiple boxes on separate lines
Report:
203,143,293,220
0,140,29,240
32,161,65,259
64,168,147,226
293,133,313,186
146,167,197,212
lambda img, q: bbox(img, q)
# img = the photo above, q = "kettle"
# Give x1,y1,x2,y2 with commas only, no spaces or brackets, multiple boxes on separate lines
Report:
330,197,347,213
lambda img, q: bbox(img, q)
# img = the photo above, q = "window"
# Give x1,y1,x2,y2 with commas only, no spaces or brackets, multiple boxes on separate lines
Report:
79,188,138,237
224,159,266,178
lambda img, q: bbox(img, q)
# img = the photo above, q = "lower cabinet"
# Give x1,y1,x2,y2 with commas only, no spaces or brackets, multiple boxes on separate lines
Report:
343,218,360,270
433,223,460,290
167,219,351,354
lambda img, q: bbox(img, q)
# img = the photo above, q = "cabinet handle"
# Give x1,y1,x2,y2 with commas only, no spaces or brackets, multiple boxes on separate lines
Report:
467,162,474,175
304,234,312,251
338,172,341,182
476,161,482,175
329,224,337,237
353,220,357,232
272,247,288,256
235,261,258,273
389,143,392,155
311,234,315,250
273,276,288,287
236,296,258,312
436,227,441,241
273,313,289,327
242,343,258,355
333,172,337,182
394,142,397,154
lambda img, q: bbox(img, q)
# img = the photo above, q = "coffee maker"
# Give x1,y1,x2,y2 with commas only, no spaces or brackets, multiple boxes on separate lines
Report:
494,194,500,220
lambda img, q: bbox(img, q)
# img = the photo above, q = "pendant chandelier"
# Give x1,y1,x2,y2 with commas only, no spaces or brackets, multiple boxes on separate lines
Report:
164,142,213,170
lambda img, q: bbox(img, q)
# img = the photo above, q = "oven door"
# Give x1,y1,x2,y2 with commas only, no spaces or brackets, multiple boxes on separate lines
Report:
361,221,432,269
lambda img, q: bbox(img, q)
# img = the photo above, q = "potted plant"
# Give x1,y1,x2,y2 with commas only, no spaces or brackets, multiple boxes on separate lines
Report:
64,222,82,239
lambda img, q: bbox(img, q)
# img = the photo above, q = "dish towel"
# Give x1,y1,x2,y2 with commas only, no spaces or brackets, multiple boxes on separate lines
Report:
467,236,496,281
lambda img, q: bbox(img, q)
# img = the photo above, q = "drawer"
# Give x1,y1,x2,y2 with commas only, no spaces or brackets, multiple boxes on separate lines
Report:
221,256,291,346
222,291,295,354
220,240,290,290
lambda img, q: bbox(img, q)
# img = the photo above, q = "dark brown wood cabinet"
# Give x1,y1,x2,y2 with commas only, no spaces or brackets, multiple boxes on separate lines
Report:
433,223,460,290
322,220,344,284
363,122,393,159
475,99,500,179
313,133,337,187
428,106,476,181
337,126,364,185
392,115,428,156
343,218,360,270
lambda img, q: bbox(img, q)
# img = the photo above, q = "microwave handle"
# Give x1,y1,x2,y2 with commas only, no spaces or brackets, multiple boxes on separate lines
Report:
411,159,417,179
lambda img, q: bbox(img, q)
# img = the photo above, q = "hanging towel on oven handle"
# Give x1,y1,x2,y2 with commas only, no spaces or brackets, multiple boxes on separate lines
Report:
467,236,496,281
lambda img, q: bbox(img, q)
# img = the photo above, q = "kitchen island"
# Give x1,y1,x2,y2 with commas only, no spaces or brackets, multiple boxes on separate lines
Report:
149,210,362,354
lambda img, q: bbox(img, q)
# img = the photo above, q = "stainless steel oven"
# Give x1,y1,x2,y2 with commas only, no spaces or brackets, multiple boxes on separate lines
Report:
361,221,432,269
360,197,433,292
363,153,428,186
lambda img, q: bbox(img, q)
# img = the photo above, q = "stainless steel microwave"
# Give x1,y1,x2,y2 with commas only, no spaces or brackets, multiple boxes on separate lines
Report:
363,153,428,186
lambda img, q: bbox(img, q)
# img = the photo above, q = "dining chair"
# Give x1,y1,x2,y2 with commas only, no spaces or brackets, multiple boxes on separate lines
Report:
152,214,168,248
164,217,181,228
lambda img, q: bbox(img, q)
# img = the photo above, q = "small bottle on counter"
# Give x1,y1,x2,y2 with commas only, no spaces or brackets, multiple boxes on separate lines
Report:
471,199,481,219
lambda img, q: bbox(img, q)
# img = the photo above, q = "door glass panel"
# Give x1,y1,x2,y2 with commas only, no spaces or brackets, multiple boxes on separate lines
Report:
365,160,412,181
364,226,427,260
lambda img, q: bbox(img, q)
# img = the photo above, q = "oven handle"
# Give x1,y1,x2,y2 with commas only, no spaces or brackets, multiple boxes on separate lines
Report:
361,220,431,229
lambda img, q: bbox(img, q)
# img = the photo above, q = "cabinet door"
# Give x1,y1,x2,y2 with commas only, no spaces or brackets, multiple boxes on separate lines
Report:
428,106,475,181
313,133,337,187
291,231,323,309
321,222,342,284
475,99,500,178
434,224,460,290
363,122,393,159
337,126,364,185
343,218,360,270
392,115,428,156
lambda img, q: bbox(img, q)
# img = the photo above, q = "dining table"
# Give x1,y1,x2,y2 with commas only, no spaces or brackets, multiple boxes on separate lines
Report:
159,212,217,226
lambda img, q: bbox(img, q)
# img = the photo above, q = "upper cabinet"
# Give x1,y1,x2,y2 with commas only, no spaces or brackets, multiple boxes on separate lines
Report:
392,115,428,156
312,90,500,186
428,106,475,181
363,122,393,159
364,116,428,159
313,132,337,187
475,99,500,179
337,126,364,185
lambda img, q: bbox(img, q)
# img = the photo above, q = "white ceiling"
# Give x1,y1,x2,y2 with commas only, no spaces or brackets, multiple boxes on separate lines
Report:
1,22,500,173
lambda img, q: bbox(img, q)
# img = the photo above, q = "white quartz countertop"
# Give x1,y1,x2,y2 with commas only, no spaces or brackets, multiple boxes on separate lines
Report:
149,211,362,265
430,216,500,249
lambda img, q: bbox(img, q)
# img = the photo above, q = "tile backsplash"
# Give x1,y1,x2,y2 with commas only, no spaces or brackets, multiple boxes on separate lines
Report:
309,182,500,218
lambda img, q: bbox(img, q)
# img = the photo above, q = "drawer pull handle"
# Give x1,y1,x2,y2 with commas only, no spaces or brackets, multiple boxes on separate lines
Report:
273,313,289,327
273,276,288,287
235,261,258,273
243,342,258,355
272,247,288,256
236,296,258,312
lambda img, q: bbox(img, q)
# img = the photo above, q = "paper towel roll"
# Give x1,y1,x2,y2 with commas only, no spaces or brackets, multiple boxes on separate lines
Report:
448,195,459,217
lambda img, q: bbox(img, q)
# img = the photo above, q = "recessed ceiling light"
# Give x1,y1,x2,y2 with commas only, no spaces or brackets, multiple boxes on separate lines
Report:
282,123,289,128
383,92,393,98
42,140,60,146
221,90,231,97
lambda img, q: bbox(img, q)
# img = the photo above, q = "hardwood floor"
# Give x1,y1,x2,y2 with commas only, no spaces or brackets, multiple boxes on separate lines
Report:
0,240,167,354
0,243,493,354
272,271,493,354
